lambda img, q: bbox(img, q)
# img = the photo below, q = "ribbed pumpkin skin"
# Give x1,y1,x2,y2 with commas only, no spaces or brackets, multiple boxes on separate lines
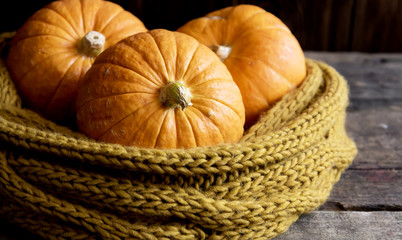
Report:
177,4,306,126
76,29,245,149
6,0,147,121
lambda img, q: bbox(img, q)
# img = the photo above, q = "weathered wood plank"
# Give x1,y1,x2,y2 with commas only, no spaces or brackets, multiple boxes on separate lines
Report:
4,211,399,240
346,106,402,169
274,211,402,240
305,52,402,101
323,169,402,210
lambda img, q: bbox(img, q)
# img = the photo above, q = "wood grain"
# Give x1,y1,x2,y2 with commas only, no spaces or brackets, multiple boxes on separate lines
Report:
306,52,402,101
347,106,402,169
256,0,355,51
275,211,402,240
325,169,402,210
352,0,402,52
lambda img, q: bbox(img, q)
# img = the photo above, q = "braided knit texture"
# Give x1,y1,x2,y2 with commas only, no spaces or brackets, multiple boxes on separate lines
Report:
0,33,357,240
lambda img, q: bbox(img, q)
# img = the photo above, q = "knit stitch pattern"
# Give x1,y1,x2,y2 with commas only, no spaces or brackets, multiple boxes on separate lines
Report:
0,33,357,240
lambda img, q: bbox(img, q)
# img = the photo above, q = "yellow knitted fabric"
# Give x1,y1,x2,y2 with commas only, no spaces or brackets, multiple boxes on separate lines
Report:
0,33,357,240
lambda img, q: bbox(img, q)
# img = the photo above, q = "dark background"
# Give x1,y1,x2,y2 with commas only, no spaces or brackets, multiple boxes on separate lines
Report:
1,0,402,52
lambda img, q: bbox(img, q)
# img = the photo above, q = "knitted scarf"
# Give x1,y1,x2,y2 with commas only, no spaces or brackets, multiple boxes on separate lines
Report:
0,33,357,240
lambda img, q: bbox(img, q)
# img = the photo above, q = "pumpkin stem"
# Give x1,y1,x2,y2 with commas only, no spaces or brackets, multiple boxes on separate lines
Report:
159,81,192,110
210,45,232,62
79,31,105,57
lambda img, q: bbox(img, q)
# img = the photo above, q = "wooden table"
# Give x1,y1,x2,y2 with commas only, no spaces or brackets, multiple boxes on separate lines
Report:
1,52,401,239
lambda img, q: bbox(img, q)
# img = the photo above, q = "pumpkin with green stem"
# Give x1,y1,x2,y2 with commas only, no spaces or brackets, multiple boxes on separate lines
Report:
76,29,245,149
6,0,147,121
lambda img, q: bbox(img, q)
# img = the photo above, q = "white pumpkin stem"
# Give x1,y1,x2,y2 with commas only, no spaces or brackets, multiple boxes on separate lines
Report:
159,81,192,110
79,31,105,57
210,45,232,62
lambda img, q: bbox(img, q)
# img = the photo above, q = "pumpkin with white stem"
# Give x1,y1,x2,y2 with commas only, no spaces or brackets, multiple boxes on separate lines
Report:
76,29,245,149
178,4,306,126
6,0,147,121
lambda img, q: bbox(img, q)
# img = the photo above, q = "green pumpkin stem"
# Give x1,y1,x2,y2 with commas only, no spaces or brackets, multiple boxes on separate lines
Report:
160,81,192,110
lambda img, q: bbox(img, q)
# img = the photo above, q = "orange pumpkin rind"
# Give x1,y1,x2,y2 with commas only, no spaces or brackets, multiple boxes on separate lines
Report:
76,29,246,149
178,4,307,126
6,0,147,122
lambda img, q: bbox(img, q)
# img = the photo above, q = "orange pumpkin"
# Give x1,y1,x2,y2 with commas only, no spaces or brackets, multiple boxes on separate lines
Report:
6,0,147,121
177,4,306,126
76,29,245,149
